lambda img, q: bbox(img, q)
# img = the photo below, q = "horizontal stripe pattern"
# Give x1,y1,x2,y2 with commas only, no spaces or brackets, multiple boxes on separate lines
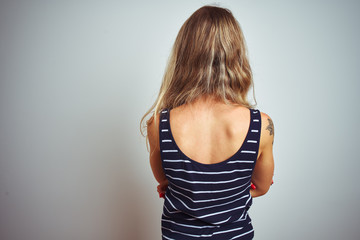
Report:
164,167,253,174
162,150,178,153
159,108,261,239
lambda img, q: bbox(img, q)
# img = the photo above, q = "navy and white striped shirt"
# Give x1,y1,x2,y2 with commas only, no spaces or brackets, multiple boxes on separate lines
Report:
159,108,262,240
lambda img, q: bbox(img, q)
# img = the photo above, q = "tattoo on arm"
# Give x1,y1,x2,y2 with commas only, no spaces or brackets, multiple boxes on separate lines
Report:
266,118,274,144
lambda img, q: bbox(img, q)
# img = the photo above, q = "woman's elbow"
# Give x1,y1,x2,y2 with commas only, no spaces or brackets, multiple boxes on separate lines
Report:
258,187,270,196
251,185,271,198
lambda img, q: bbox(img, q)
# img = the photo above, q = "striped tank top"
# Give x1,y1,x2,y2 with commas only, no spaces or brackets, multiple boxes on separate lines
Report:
159,108,262,240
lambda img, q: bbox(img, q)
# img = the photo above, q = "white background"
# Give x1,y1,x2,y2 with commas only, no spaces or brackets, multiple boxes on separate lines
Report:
1,0,359,239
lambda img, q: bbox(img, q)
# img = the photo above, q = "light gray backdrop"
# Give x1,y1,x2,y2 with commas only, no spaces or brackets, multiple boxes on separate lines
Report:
0,0,359,239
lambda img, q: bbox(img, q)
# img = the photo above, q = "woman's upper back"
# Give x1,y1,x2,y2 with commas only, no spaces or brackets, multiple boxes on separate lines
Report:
166,96,273,165
147,95,275,195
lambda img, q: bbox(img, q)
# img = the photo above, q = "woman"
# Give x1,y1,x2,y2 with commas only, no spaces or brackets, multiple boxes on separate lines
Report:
140,5,275,240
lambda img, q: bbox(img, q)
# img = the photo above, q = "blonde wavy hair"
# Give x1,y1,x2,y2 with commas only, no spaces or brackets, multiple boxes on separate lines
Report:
140,5,257,145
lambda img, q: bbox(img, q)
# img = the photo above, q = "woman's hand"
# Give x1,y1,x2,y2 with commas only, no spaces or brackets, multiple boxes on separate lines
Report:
157,179,169,198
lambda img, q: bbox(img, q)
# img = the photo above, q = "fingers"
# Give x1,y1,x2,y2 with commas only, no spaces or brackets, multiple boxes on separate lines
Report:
157,182,168,199
157,186,166,198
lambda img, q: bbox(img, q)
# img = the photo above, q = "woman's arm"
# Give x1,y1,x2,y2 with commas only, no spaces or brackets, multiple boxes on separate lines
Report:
250,112,275,198
147,114,168,188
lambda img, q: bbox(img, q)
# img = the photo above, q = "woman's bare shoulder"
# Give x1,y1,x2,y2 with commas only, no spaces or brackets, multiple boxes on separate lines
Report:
147,112,161,149
259,111,275,148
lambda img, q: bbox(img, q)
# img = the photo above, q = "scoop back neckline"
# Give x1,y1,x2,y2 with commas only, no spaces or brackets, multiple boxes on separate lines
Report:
166,108,253,167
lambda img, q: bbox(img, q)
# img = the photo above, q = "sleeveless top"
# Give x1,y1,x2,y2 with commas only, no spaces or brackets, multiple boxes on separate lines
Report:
159,108,262,240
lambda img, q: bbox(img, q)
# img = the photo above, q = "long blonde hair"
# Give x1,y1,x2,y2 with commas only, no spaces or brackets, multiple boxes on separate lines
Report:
140,5,257,144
